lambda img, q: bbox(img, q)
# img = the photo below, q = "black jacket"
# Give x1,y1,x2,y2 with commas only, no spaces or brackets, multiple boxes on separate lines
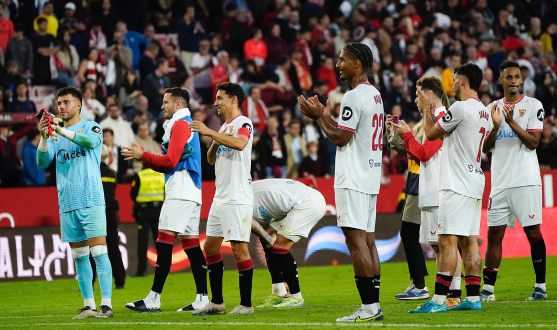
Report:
100,163,119,210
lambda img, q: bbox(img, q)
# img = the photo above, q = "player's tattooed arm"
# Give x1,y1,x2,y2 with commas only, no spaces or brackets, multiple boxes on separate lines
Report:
502,105,541,150
298,96,353,147
483,103,501,153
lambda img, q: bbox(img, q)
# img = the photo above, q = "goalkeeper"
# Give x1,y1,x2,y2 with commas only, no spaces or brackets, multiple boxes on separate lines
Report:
37,87,113,319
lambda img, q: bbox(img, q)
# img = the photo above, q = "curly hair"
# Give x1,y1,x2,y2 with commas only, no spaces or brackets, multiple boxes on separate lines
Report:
454,63,484,91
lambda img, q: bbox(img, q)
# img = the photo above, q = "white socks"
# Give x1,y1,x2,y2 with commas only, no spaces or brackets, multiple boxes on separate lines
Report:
192,294,209,309
272,283,287,297
362,303,379,315
291,292,303,300
468,296,480,302
101,298,112,309
145,290,161,308
535,283,547,291
450,277,461,291
84,298,96,310
483,284,495,292
432,294,446,305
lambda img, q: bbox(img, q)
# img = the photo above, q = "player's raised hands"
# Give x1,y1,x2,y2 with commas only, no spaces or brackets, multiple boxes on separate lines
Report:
491,103,502,128
189,120,211,136
392,120,412,137
502,104,515,125
298,95,324,120
38,116,50,139
121,143,146,161
385,115,394,135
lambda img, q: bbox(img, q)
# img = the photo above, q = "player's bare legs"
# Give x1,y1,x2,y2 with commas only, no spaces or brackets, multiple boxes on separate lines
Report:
457,235,482,306
342,228,374,277
433,244,463,305
523,225,546,300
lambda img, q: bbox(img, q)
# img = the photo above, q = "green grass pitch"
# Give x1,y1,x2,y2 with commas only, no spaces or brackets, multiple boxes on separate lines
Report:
0,257,555,329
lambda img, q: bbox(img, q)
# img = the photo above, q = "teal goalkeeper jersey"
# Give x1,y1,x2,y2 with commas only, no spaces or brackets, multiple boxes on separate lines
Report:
37,120,105,213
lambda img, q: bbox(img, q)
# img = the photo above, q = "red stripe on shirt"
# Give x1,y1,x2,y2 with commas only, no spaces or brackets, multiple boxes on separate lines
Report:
502,95,524,105
142,120,191,169
338,125,355,132
436,111,446,120
238,127,251,138
436,121,447,133
528,129,543,132
226,115,241,124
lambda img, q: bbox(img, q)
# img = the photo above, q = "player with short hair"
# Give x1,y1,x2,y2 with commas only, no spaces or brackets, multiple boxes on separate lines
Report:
189,82,256,316
121,87,208,313
37,87,113,319
481,61,547,301
250,179,326,308
391,76,463,308
410,63,489,313
299,42,385,322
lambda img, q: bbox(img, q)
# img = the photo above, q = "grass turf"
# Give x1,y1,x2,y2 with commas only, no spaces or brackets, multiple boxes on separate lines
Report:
0,256,555,329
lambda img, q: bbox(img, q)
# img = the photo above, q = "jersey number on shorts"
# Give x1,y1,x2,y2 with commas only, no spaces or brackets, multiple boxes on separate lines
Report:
372,114,384,151
477,127,486,162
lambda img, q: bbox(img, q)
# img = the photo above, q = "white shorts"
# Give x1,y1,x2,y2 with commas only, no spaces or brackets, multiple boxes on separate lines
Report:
487,185,542,229
438,190,481,236
206,201,253,242
335,188,377,233
270,190,326,242
159,199,201,235
420,206,439,245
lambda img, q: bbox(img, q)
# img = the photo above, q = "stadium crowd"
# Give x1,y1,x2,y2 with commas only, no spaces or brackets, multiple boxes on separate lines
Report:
1,0,557,188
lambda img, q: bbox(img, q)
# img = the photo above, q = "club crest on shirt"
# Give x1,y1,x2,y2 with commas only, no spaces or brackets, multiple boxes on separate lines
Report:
227,126,234,134
519,109,526,117
76,130,83,134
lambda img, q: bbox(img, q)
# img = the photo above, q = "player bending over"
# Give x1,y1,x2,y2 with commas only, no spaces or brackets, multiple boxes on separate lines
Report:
299,42,385,322
409,63,488,313
37,87,113,319
391,76,464,308
250,178,326,308
481,61,547,302
190,82,256,316
122,87,208,312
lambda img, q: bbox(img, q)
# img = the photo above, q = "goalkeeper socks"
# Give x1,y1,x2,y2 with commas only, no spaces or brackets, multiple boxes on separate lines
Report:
448,277,462,299
433,273,453,305
207,254,224,304
465,275,481,302
151,233,175,294
182,239,208,295
237,259,254,307
529,234,546,284
91,245,112,308
72,247,95,310
262,241,285,284
271,247,301,295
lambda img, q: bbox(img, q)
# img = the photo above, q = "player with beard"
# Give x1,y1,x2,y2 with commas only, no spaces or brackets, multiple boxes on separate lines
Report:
481,61,547,302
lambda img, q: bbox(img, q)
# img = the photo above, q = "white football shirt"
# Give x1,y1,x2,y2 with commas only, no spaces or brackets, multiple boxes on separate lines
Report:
252,179,313,223
418,130,442,208
435,98,490,199
213,115,254,205
334,82,384,194
487,95,544,189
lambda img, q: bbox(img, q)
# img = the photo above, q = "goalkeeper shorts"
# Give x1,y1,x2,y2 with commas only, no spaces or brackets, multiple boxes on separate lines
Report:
60,205,107,243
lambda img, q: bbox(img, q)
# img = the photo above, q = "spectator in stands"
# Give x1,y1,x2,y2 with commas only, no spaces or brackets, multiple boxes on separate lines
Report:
298,141,329,179
89,20,107,56
536,71,557,112
537,120,557,169
60,2,87,49
100,103,135,148
81,87,106,122
311,36,331,73
290,46,312,94
2,61,22,97
102,128,128,183
520,66,537,97
243,28,267,68
361,26,380,66
139,42,160,80
190,38,215,104
502,26,525,52
242,86,270,134
57,29,79,87
128,96,149,126
164,43,186,86
131,108,148,134
208,33,223,57
284,120,306,178
77,47,104,86
260,116,287,178
311,13,333,51
265,23,290,65
21,129,45,186
301,116,322,145
108,30,133,88
142,24,163,57
210,51,231,99
9,81,36,113
228,8,250,60
308,79,329,108
6,25,33,76
294,27,313,70
92,0,117,45
0,3,13,53
539,23,557,54
177,5,204,70
0,124,33,187
131,122,160,173
31,17,59,85
317,57,338,93
116,19,149,70
142,58,170,116
119,70,142,112
442,52,461,99
32,1,57,37
275,55,293,91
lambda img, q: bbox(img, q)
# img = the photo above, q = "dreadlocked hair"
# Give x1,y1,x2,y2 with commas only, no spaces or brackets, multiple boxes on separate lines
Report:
343,42,374,83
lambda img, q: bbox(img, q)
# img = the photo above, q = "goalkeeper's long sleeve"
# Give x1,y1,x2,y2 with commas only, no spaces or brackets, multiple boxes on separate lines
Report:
37,138,55,169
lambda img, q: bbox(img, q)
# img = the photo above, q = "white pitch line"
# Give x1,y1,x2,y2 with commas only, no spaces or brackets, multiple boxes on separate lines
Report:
1,322,556,328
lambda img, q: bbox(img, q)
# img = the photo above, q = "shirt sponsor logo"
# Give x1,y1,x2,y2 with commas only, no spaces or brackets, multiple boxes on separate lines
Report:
442,110,453,123
92,126,101,134
341,106,353,121
369,159,381,168
258,206,271,221
496,130,518,140
57,149,86,164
